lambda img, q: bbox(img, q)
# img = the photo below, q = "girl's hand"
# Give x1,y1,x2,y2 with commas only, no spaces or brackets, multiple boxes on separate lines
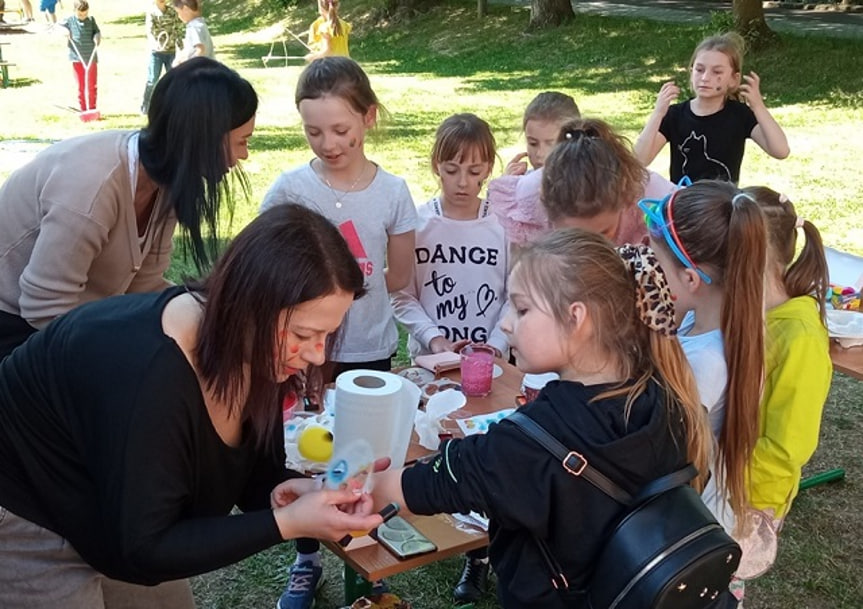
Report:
273,487,383,541
654,81,680,115
429,336,470,354
504,152,529,176
740,71,765,109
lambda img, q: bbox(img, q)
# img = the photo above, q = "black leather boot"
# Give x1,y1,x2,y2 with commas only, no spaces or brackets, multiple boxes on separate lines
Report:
453,556,490,603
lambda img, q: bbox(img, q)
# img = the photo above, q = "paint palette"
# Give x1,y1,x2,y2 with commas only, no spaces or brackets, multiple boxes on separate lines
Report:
455,408,515,436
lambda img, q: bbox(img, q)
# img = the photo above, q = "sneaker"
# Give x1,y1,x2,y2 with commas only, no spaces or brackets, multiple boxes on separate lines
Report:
452,557,489,603
276,561,325,609
370,579,389,596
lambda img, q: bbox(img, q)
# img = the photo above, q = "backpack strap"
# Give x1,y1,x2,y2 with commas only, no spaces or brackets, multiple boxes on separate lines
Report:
508,411,696,507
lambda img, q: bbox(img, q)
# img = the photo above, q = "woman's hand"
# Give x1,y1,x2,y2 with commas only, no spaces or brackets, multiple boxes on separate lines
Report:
272,487,383,541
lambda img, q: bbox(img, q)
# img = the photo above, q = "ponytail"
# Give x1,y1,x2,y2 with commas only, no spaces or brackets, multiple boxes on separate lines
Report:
786,220,828,324
718,193,766,517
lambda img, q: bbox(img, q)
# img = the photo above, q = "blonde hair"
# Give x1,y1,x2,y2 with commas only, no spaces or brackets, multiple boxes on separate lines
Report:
522,91,581,131
317,0,344,38
430,113,496,171
690,32,746,100
514,229,710,489
744,186,829,325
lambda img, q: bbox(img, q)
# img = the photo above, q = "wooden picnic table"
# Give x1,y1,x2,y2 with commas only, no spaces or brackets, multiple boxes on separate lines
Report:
322,358,524,604
830,341,863,381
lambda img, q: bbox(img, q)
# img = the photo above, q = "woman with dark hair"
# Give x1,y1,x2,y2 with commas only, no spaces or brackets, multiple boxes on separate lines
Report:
0,204,382,609
0,57,257,360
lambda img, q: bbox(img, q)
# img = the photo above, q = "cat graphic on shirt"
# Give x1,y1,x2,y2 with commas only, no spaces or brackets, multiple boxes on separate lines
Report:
680,131,732,182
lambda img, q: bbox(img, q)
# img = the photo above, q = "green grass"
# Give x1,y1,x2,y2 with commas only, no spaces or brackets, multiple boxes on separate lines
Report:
2,1,862,607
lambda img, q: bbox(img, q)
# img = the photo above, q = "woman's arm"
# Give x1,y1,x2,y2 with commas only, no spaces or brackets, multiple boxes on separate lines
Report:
742,72,790,160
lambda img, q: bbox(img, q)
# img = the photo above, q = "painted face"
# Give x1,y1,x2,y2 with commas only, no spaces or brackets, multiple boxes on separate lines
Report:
525,119,563,170
552,209,623,244
273,289,354,383
226,115,255,168
501,267,569,376
298,94,374,173
690,50,740,101
435,148,492,213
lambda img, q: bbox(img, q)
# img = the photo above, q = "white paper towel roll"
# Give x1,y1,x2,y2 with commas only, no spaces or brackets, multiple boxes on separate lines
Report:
333,370,421,468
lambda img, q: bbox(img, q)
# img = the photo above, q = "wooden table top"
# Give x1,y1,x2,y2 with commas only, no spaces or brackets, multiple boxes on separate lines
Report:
323,358,523,582
830,341,863,381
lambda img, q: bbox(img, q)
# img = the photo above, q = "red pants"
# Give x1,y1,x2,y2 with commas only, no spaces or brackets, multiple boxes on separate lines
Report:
72,61,98,111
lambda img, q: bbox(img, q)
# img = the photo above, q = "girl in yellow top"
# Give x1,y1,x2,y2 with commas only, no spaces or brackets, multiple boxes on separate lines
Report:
305,0,351,61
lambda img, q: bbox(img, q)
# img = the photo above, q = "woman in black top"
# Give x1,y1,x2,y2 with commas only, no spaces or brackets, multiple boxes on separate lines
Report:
0,205,383,608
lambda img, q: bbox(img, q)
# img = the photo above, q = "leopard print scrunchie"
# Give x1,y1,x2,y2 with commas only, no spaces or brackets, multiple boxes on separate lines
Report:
616,244,677,337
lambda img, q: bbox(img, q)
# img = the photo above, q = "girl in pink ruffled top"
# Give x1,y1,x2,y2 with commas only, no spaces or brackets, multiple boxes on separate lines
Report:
489,116,676,247
489,91,580,245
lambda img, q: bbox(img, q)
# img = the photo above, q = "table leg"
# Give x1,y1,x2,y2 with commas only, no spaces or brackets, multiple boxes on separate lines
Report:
343,564,373,605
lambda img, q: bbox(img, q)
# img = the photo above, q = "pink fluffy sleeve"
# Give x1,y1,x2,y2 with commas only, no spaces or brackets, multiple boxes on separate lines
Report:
487,169,552,246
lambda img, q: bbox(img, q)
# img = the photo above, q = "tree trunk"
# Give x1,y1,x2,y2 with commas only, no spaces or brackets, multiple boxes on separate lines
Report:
478,0,488,18
528,0,575,29
732,0,778,47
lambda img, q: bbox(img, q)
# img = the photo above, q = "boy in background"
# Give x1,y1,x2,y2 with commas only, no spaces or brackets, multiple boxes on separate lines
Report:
172,0,213,65
58,0,100,112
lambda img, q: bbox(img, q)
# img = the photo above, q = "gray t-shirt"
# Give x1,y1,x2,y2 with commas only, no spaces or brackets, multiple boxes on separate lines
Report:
261,162,417,362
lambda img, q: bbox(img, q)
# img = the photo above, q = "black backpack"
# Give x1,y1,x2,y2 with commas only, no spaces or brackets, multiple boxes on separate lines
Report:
509,411,741,609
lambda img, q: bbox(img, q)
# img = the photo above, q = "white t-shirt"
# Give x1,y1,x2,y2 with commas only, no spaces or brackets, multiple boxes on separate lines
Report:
181,17,214,60
391,197,509,358
261,162,417,362
678,310,735,533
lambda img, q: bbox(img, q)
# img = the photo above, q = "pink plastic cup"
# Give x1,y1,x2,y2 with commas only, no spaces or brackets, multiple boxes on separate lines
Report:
459,344,495,397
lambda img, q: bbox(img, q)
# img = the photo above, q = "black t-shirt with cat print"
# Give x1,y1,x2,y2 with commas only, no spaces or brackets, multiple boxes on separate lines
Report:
660,99,758,184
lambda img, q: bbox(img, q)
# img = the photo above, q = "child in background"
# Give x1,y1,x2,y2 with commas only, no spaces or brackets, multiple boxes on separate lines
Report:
261,56,416,609
58,0,100,113
141,0,184,114
742,186,831,569
488,91,579,245
640,180,767,603
634,32,789,184
305,0,351,61
40,0,58,24
542,118,675,245
366,230,715,608
172,0,213,65
392,113,507,604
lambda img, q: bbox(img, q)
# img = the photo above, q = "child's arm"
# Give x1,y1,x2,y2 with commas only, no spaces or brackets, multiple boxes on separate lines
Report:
634,81,679,166
504,152,528,176
741,71,790,160
384,230,415,293
391,283,449,354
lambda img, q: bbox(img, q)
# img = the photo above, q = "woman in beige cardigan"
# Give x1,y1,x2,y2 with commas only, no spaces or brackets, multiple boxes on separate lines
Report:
0,57,257,359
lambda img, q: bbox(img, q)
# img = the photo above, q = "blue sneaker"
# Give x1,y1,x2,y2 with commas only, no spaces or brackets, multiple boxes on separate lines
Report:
276,561,325,609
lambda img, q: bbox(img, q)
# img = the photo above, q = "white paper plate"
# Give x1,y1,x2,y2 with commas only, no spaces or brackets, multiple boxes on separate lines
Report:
827,309,863,338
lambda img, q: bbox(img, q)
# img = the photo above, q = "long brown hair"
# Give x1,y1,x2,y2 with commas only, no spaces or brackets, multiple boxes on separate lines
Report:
542,118,648,222
744,186,829,325
514,229,710,488
191,204,365,449
658,180,766,516
318,0,344,38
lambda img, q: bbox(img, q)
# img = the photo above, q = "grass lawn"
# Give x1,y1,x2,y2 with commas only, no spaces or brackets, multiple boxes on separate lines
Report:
1,0,861,607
